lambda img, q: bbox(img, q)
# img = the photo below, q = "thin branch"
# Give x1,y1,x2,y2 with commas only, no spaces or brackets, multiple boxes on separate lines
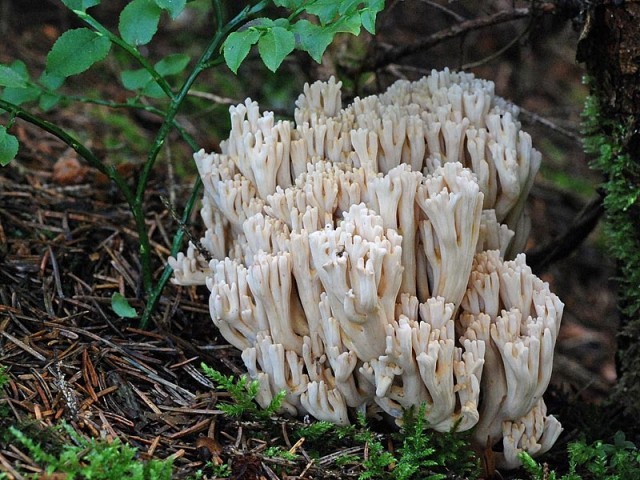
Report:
159,194,211,264
74,11,175,101
518,106,583,145
187,90,241,106
61,96,200,150
139,177,203,328
527,190,605,273
460,21,532,70
361,4,557,73
418,0,466,22
211,0,224,32
187,90,292,117
0,99,135,207
134,0,271,295
137,0,272,203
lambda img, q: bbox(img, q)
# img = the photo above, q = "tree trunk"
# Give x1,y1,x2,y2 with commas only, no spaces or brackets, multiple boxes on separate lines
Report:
577,0,640,415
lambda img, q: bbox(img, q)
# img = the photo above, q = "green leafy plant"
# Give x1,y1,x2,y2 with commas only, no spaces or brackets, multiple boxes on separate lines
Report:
189,461,232,479
201,363,285,418
520,432,640,480
296,419,334,440
201,390,479,479
520,450,560,480
336,413,396,480
0,365,8,389
111,292,138,319
393,405,480,480
9,422,173,479
263,446,298,461
209,461,232,478
222,0,383,73
329,408,481,480
0,0,385,327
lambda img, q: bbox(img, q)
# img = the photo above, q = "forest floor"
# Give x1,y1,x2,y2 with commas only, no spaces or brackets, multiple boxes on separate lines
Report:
0,2,622,479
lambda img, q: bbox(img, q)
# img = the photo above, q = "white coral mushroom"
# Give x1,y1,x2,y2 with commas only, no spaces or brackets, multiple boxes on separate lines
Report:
169,69,563,469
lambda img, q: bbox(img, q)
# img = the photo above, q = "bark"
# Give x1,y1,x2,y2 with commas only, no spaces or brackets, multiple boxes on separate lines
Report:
577,0,640,414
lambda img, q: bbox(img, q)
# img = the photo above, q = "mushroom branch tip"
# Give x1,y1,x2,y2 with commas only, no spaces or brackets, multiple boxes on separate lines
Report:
169,69,564,469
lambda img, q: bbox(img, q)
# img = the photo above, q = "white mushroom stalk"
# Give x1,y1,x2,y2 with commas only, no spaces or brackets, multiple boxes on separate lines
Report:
168,69,563,469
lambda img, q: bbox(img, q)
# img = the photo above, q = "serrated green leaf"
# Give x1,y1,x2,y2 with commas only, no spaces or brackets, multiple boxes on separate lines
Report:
241,17,275,30
111,292,138,318
360,9,376,34
258,26,295,72
360,0,384,33
119,0,162,46
368,0,385,11
7,60,30,79
142,82,165,98
1,86,41,105
61,0,100,11
121,68,166,98
0,65,28,88
121,68,153,90
45,28,111,78
0,126,19,166
155,53,190,76
39,93,61,111
39,71,65,90
0,61,39,105
328,14,361,36
305,0,341,24
154,0,187,19
223,29,262,74
338,0,362,15
273,18,290,28
291,19,334,63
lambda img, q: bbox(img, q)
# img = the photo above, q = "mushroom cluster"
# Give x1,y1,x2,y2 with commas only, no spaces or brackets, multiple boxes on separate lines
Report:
169,69,563,468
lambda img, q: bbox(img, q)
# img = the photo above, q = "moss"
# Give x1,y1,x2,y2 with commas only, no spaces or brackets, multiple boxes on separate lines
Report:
582,79,640,415
2,422,173,479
